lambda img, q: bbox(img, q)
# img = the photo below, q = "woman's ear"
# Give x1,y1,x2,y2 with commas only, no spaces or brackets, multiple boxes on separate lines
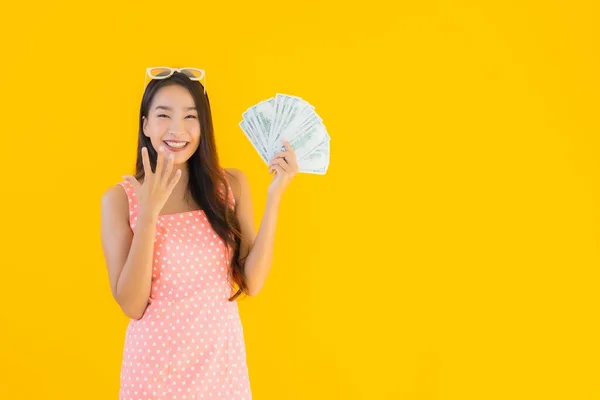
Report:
142,116,149,137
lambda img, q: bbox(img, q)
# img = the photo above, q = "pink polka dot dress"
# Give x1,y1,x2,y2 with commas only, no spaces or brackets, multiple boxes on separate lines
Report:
117,179,252,400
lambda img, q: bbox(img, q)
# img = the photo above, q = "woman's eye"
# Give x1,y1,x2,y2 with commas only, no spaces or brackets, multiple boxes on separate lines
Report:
157,114,196,119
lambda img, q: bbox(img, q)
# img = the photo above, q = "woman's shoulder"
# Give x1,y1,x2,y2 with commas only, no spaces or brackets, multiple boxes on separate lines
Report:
223,167,245,180
101,182,130,222
102,181,128,205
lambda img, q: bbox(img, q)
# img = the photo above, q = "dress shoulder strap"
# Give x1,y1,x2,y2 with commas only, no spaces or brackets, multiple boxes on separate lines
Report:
117,180,139,230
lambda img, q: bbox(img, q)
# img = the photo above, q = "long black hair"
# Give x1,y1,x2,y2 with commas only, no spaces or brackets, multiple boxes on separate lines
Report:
133,71,248,301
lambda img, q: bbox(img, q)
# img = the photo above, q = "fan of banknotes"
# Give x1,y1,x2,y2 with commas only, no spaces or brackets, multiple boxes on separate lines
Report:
239,93,330,175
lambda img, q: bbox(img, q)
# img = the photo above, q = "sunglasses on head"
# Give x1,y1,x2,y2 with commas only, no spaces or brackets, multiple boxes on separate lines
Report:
144,67,206,94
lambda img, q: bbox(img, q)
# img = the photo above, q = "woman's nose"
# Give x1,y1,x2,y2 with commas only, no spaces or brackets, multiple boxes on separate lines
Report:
171,119,185,132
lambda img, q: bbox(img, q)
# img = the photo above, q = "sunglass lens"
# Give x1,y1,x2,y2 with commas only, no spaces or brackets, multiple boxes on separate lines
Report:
182,69,203,79
149,68,171,78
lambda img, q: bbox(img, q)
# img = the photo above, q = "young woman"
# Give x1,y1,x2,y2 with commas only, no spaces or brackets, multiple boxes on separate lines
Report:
100,67,298,400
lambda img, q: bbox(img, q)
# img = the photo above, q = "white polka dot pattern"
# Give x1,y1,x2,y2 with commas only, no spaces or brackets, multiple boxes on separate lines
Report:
116,179,252,400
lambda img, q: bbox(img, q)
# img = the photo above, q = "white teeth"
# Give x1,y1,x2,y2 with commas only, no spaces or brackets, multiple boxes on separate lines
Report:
165,141,187,149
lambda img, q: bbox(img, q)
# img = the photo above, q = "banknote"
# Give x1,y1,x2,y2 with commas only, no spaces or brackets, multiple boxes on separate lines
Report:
297,137,329,174
242,109,268,159
239,93,330,175
239,119,268,164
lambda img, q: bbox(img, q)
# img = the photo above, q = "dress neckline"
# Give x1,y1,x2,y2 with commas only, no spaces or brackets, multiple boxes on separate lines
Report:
157,209,205,219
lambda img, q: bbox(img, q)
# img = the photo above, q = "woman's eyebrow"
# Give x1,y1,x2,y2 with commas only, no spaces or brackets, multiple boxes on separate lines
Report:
154,105,198,111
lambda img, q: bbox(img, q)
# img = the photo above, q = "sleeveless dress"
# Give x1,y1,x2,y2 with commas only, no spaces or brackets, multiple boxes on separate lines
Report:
116,178,252,400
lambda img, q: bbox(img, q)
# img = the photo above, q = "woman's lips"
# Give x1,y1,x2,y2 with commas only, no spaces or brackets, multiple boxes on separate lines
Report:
163,141,189,152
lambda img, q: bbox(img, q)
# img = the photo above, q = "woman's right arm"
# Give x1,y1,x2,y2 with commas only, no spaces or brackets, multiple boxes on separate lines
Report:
100,185,157,320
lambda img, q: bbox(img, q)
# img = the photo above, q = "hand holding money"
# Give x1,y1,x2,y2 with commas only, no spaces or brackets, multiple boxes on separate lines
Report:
239,93,330,175
267,139,299,197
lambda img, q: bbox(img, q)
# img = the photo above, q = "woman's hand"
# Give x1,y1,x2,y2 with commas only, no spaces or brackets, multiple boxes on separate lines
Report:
268,139,299,198
122,146,182,217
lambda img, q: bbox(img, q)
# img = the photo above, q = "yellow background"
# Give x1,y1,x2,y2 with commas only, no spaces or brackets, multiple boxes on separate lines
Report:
1,0,599,399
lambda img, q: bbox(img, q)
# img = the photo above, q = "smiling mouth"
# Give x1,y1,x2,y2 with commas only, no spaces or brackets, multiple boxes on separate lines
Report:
163,140,189,150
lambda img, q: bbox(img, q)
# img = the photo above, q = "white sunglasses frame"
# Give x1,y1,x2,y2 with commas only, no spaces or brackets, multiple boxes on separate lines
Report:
143,67,206,94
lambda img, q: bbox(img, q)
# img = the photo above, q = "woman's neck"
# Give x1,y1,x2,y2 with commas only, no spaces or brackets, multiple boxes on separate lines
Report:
174,163,189,187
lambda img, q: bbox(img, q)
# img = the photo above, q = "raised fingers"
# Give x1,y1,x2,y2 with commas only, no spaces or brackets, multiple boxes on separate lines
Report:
141,147,152,177
161,152,175,188
155,145,165,177
167,168,183,192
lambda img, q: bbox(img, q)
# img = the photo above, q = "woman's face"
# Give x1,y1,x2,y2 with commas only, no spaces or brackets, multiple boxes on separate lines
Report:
142,84,201,164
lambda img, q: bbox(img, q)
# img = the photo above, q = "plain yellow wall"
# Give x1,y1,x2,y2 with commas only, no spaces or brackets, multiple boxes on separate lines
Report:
1,1,599,399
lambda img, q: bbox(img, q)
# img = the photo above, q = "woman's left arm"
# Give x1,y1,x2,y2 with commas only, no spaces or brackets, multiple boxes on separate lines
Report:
226,140,299,296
